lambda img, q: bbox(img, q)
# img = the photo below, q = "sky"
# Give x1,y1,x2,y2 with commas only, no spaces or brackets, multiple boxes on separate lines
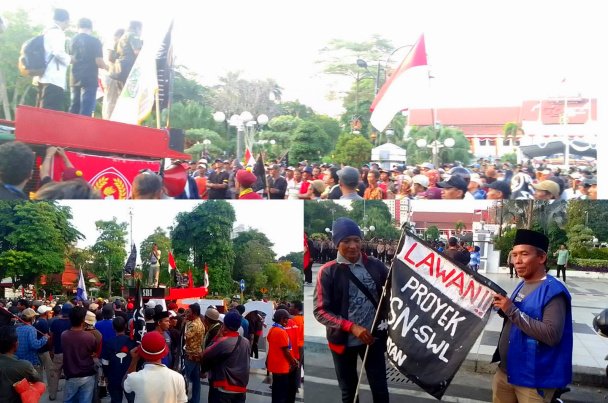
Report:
2,0,605,117
57,200,303,259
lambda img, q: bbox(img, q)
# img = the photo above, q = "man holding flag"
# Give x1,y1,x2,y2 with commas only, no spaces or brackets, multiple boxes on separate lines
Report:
313,217,389,403
77,268,88,302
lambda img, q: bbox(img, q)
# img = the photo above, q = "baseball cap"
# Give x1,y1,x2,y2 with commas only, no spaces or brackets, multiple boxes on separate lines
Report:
487,180,512,198
21,308,39,319
37,305,52,315
412,174,429,188
532,180,560,198
337,166,360,187
420,162,434,170
437,175,468,193
273,308,292,323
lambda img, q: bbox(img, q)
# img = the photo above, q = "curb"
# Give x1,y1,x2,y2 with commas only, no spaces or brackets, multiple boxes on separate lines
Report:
304,337,608,388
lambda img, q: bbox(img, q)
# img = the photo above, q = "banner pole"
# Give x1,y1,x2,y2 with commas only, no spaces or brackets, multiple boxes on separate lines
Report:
353,222,409,403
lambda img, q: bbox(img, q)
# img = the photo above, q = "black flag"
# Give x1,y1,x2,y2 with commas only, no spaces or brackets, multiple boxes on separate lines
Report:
131,279,146,344
252,153,266,193
156,20,174,110
383,230,505,399
124,244,137,276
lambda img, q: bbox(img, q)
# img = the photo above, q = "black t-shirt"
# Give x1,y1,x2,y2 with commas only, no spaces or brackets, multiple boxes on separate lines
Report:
208,170,230,199
268,176,287,199
70,33,103,87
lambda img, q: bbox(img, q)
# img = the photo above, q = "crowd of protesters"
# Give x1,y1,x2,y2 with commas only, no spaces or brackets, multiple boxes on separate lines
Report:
0,138,598,201
0,296,303,403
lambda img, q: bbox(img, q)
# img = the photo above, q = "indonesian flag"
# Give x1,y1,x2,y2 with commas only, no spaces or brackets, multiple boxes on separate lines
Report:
167,251,177,273
203,263,210,289
244,148,256,167
370,34,429,132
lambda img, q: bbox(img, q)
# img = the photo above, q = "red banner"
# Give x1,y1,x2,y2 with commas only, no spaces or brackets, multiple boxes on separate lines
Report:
51,151,161,199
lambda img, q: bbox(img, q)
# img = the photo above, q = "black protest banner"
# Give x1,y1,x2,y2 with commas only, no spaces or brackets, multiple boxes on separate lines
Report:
384,231,505,399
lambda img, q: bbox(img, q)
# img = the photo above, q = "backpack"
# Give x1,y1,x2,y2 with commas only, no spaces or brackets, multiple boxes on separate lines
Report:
18,35,50,77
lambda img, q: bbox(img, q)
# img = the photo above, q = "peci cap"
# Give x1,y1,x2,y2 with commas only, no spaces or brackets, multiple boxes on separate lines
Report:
513,229,549,253
138,331,168,361
223,311,242,331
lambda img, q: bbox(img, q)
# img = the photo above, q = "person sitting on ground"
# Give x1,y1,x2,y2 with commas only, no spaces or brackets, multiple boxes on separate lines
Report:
0,326,43,403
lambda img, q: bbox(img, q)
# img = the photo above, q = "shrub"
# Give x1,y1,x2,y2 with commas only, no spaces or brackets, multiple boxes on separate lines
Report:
570,258,608,272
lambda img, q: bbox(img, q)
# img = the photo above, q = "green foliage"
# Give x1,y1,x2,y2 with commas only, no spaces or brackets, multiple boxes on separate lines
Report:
268,115,302,132
405,126,473,165
567,200,608,242
169,101,214,131
566,224,595,250
424,226,440,242
0,201,82,288
0,10,42,119
170,201,236,294
571,247,608,260
260,261,301,301
289,121,330,162
184,128,227,159
502,122,523,140
492,227,517,265
172,67,210,105
569,258,608,271
280,252,304,271
349,201,399,240
333,134,373,167
232,228,276,293
276,101,314,119
501,152,518,165
304,201,349,235
306,115,343,149
91,219,128,293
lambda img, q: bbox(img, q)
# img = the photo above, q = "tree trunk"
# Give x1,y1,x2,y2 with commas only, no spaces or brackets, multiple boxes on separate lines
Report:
0,69,12,120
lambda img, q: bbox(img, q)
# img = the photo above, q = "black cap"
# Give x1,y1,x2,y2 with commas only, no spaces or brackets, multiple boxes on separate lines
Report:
437,175,468,193
487,180,512,199
513,229,549,252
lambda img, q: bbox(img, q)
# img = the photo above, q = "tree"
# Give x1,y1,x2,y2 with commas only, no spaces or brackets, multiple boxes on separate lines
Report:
90,219,128,295
276,100,314,119
349,200,399,240
183,128,228,159
405,126,473,166
424,225,440,242
303,201,349,235
503,122,524,141
0,10,41,120
140,227,172,286
454,221,465,234
0,201,82,288
567,224,595,250
232,229,276,291
171,201,236,294
289,121,330,162
280,252,304,271
332,134,373,167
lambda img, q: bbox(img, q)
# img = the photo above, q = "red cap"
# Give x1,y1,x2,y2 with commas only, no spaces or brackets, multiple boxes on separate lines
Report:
127,302,134,310
62,167,83,181
138,331,168,361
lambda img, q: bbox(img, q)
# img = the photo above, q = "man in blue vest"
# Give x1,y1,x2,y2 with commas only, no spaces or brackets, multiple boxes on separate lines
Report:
491,229,573,402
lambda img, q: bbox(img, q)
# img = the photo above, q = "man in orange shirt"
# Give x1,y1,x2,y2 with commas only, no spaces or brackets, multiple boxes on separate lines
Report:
363,170,385,200
266,309,298,403
290,301,305,388
194,163,208,199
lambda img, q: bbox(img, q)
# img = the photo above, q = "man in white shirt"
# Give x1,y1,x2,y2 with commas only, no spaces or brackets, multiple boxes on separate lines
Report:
124,331,187,403
36,9,71,111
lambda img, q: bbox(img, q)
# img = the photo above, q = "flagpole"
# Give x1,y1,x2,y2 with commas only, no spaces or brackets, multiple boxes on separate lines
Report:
353,221,409,403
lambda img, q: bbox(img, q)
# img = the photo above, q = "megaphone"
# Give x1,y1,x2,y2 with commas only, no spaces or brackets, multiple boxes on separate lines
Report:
162,163,187,197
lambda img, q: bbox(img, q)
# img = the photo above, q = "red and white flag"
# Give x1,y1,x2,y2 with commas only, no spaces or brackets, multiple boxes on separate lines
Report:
244,148,256,167
203,263,210,289
370,34,429,132
167,251,177,273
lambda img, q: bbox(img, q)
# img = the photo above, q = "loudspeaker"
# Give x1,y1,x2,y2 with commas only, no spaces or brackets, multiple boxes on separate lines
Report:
168,128,185,153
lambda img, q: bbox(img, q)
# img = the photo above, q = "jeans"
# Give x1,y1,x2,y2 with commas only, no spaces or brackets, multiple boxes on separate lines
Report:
63,375,95,403
331,342,389,403
271,370,298,403
69,85,98,117
184,358,201,403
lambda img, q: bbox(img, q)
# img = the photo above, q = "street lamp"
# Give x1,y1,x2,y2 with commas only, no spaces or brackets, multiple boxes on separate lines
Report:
213,111,268,162
416,136,455,168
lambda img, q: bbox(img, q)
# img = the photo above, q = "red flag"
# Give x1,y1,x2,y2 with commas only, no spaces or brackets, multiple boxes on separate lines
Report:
370,34,429,132
168,251,177,273
203,263,209,289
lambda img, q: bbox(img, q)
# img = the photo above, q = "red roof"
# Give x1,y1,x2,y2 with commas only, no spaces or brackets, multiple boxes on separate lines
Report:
411,211,477,231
